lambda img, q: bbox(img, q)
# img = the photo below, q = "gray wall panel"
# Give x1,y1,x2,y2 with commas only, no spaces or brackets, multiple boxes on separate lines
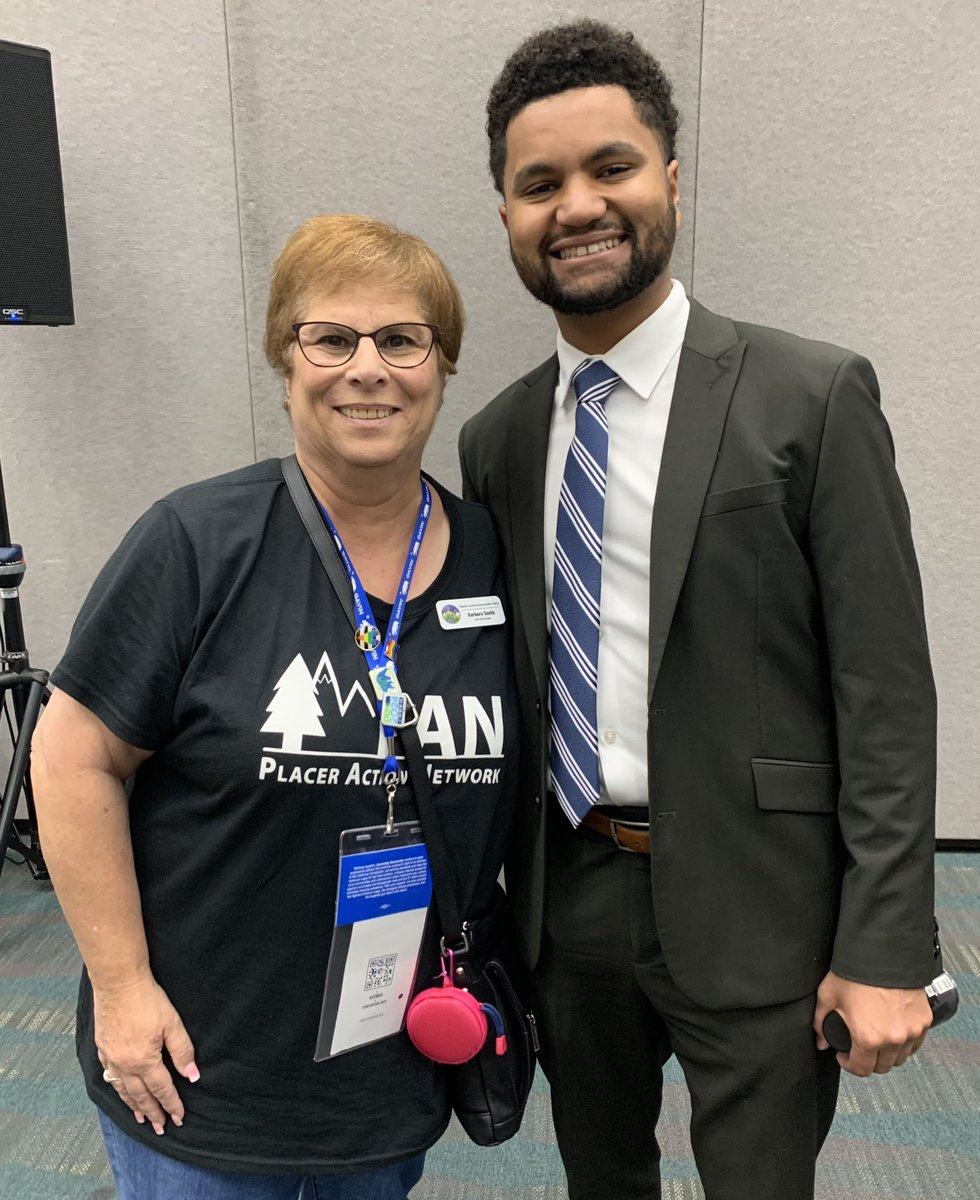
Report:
695,0,980,835
0,3,252,672
2,0,972,836
226,0,702,487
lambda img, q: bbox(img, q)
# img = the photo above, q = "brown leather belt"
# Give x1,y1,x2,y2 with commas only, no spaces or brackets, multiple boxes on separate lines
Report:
582,808,651,854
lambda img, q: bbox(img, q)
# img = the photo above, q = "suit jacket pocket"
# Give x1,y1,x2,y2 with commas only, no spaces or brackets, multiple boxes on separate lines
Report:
751,758,839,814
702,479,788,517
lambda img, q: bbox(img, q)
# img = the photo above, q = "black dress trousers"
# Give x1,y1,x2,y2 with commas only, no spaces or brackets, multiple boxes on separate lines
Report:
532,803,840,1200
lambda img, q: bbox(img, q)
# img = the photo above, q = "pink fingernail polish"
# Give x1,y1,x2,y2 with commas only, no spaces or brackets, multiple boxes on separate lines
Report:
186,1062,201,1083
172,1116,183,1127
134,1113,145,1125
152,1123,165,1136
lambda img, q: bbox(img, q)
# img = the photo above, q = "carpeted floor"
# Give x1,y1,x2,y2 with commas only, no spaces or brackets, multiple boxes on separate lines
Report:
1,853,977,1199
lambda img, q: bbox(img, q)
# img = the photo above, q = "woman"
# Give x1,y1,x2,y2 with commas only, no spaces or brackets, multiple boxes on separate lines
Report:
32,215,519,1199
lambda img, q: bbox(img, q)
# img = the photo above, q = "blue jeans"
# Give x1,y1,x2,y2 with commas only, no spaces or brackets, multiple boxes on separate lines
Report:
98,1111,426,1200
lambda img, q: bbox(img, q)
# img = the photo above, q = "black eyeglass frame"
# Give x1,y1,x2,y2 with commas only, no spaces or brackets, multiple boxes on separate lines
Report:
291,321,441,369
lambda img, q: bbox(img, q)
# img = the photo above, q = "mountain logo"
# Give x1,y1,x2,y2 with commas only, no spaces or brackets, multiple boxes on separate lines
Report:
259,649,504,761
260,650,377,754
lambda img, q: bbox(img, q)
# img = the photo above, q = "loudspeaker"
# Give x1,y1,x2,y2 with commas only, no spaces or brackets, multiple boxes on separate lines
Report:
0,39,74,326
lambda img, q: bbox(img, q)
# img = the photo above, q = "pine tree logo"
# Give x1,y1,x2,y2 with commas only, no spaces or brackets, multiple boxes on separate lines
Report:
260,653,326,752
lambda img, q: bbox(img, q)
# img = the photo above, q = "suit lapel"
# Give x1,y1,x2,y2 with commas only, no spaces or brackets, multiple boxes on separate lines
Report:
647,300,746,700
497,302,743,706
505,356,558,700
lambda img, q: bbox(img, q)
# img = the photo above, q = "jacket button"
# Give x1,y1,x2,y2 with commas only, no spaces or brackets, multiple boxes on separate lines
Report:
535,699,542,713
533,794,541,810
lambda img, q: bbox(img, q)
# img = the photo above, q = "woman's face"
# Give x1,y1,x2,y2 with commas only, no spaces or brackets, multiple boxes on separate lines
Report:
285,283,445,481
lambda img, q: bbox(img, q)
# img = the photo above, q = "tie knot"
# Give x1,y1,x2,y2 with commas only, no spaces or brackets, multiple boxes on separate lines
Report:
571,358,619,406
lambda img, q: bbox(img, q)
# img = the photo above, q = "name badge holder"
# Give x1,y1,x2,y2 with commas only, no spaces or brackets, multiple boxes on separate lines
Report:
315,822,432,1060
313,480,433,1058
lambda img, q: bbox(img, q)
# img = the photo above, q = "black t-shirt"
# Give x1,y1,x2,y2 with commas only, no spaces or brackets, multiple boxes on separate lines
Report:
52,459,519,1174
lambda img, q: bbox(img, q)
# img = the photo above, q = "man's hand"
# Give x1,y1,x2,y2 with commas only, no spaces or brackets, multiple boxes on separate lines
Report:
94,975,200,1135
813,970,932,1077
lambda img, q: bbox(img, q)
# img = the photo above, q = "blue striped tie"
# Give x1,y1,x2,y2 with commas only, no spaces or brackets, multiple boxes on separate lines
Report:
550,358,619,826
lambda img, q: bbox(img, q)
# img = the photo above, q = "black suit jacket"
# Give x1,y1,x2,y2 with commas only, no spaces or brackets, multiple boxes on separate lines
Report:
459,298,938,1010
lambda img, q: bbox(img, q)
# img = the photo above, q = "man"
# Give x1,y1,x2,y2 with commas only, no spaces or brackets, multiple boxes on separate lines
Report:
458,19,939,1200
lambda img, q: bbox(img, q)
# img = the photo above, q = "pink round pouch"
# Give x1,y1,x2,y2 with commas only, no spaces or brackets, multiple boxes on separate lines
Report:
406,986,488,1064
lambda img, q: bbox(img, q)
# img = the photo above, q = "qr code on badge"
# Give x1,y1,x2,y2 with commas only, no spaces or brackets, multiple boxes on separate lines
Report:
365,954,397,990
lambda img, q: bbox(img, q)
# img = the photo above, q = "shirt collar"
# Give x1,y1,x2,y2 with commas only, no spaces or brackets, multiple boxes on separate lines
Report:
555,279,690,410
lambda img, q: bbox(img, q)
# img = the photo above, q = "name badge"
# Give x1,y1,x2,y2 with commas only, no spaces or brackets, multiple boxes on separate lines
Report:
437,595,506,630
315,823,432,1060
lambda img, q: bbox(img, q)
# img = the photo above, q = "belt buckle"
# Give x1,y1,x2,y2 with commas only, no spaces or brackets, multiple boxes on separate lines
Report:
608,817,649,853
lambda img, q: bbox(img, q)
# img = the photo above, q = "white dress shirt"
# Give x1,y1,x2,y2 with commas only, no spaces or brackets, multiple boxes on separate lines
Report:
544,279,691,807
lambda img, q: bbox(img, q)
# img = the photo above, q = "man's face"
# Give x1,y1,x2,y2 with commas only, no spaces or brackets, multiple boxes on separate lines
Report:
499,85,679,315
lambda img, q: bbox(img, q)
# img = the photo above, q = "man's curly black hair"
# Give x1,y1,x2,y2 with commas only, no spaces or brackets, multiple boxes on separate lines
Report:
487,19,680,194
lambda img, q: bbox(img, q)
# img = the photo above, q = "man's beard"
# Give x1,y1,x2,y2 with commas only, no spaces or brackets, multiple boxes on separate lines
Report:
509,209,676,316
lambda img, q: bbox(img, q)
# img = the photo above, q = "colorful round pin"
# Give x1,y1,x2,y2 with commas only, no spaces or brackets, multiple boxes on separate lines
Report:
355,621,381,651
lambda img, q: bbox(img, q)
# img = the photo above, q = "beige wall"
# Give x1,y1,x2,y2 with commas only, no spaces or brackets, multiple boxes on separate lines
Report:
1,1,976,836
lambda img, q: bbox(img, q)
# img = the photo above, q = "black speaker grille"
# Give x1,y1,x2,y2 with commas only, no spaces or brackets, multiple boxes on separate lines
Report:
0,40,75,325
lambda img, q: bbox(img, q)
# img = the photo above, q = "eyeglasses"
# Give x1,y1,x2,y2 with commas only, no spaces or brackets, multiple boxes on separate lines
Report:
291,321,440,369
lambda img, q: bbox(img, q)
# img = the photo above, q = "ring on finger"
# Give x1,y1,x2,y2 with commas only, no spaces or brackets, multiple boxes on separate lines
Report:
102,1067,123,1084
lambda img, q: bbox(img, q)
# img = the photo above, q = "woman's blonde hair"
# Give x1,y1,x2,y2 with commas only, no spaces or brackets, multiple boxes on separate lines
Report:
264,214,464,377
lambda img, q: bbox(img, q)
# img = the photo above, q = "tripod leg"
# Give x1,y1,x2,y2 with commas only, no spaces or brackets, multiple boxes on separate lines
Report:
19,744,50,879
4,679,51,879
0,676,47,885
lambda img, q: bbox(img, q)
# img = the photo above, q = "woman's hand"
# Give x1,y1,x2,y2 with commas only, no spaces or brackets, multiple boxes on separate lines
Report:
94,975,200,1135
33,692,199,1133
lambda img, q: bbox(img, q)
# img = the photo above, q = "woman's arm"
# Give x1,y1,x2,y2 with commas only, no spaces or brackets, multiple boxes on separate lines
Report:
31,689,199,1135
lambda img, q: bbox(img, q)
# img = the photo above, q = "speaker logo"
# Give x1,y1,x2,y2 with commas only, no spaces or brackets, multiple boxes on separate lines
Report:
2,308,27,323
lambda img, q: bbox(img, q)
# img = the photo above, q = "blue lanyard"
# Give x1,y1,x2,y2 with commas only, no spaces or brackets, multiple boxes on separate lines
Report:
316,480,432,777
